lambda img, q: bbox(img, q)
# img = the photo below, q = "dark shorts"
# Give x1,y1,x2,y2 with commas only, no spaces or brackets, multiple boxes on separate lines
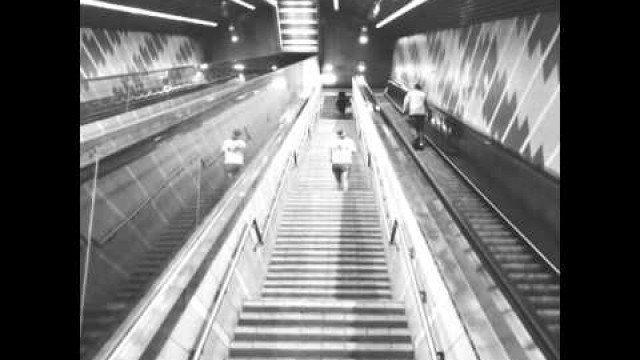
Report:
224,163,243,177
410,114,425,133
331,163,351,181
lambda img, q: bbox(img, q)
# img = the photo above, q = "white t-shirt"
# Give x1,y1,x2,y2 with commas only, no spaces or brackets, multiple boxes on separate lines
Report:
329,137,357,165
222,139,247,165
403,89,426,115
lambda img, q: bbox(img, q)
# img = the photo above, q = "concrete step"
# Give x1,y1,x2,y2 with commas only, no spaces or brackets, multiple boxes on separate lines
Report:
228,341,413,358
238,311,405,327
267,262,387,271
261,288,392,299
263,279,390,289
277,231,381,238
266,272,389,280
272,243,383,251
269,257,387,265
233,325,412,342
271,249,384,257
242,299,405,314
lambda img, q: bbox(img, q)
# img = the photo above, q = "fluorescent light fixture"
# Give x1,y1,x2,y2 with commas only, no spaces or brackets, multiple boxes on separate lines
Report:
376,0,429,28
233,63,245,71
334,0,339,11
229,0,256,11
372,2,381,18
359,35,369,44
79,0,218,27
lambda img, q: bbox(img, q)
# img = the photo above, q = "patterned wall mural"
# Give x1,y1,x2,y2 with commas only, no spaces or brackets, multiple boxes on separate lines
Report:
391,11,560,176
80,28,204,102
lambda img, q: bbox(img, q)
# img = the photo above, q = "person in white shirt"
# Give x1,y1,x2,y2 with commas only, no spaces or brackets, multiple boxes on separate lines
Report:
402,83,429,143
329,129,357,192
221,129,248,179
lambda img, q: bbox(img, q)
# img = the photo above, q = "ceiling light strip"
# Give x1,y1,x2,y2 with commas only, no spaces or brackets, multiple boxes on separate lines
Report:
79,0,218,27
230,0,256,10
376,0,429,28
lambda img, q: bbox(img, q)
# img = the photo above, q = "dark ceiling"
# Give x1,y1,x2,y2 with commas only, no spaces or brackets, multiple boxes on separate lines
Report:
317,0,558,37
80,0,270,36
80,0,559,39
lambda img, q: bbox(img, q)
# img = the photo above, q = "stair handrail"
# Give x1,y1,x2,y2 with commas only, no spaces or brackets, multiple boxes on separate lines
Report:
189,83,320,360
352,76,442,360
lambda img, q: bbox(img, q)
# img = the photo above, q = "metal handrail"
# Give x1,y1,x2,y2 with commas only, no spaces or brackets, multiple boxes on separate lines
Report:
190,150,297,360
375,81,559,359
358,80,485,360
384,83,559,275
190,86,319,360
352,77,441,360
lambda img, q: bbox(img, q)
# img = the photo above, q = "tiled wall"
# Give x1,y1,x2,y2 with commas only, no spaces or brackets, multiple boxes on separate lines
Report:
391,11,560,176
80,28,204,101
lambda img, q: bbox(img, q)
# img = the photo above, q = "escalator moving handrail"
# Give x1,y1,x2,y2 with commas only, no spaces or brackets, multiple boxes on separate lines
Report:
384,82,559,275
365,80,559,360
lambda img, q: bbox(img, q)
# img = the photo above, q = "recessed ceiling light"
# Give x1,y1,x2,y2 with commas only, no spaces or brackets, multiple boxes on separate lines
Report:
376,0,429,28
79,0,218,27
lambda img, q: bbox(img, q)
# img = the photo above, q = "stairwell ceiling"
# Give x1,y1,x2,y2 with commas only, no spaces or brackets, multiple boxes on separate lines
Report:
317,0,558,37
80,0,269,36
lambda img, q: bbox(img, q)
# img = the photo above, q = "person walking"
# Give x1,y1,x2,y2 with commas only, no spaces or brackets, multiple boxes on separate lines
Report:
336,91,350,117
329,129,357,192
402,83,429,148
221,129,248,179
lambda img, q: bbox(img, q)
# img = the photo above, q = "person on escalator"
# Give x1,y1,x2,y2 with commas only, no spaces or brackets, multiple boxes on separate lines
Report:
222,129,248,179
329,129,357,192
402,83,430,149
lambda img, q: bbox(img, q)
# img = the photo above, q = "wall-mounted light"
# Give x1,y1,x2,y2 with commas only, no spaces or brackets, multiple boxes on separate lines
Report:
231,34,239,43
333,0,340,11
199,63,209,70
233,63,245,71
323,64,334,72
271,65,278,71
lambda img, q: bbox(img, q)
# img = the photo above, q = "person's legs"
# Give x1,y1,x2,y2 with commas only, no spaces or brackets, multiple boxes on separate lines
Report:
341,169,349,191
332,164,342,190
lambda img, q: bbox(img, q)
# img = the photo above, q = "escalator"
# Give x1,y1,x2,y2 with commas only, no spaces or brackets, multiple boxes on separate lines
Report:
364,83,560,359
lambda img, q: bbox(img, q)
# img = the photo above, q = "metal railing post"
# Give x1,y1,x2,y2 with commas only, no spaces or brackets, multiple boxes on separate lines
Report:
195,158,202,226
80,150,100,338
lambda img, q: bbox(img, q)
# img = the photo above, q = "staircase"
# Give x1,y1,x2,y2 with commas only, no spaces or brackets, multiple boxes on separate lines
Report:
276,0,319,53
228,115,415,359
80,173,225,360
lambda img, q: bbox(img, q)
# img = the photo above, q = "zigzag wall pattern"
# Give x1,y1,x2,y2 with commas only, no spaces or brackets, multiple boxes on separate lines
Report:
80,28,204,102
391,11,560,176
